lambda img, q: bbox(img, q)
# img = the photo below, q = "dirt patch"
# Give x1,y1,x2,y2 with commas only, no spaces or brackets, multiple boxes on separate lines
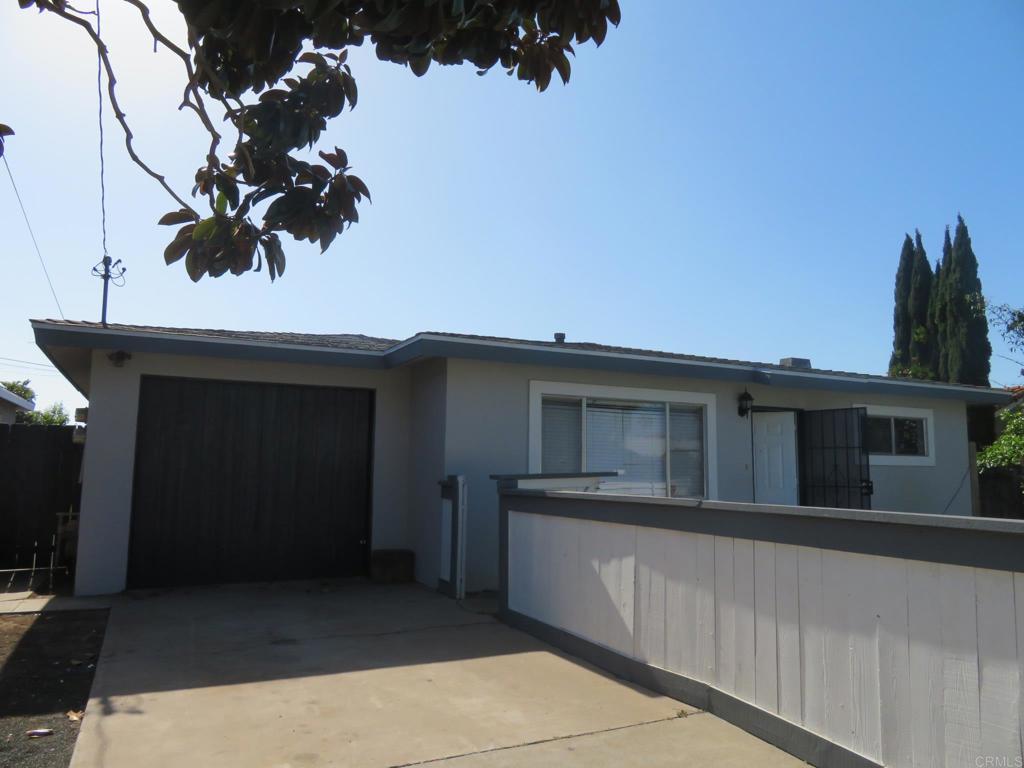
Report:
0,610,107,768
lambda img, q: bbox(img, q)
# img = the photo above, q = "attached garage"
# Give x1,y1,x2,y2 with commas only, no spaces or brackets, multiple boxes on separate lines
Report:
128,376,374,589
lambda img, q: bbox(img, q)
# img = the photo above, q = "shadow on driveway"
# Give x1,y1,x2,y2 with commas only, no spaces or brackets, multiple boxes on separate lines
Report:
69,580,802,768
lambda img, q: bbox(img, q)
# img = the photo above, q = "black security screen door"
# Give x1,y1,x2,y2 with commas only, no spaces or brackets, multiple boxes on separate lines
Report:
797,407,873,510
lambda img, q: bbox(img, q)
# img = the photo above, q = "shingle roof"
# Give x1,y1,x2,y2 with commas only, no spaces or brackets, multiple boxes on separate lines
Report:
37,319,397,352
421,331,1003,392
33,319,1009,398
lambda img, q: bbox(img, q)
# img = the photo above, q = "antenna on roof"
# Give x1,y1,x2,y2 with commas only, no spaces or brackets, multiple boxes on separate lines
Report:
91,256,126,327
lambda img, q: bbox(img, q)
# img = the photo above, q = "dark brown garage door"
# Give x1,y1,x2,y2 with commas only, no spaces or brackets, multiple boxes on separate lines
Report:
128,376,373,589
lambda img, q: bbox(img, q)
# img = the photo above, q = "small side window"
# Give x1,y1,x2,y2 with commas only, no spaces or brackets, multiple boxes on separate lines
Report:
865,414,928,457
894,417,927,456
866,416,893,454
857,405,934,465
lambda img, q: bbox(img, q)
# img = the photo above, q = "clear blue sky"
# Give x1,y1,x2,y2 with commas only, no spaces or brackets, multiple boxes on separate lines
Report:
2,1,1021,414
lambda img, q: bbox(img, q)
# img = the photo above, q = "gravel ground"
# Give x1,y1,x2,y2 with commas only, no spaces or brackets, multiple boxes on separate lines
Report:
0,610,107,768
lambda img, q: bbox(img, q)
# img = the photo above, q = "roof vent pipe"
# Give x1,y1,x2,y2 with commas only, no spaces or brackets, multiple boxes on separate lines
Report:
554,332,566,343
779,357,812,369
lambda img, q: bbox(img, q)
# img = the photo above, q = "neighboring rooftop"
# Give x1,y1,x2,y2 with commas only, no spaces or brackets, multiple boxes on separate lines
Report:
0,384,34,412
31,318,1012,404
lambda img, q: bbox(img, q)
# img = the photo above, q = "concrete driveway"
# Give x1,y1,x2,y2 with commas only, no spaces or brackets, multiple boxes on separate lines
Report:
70,581,803,768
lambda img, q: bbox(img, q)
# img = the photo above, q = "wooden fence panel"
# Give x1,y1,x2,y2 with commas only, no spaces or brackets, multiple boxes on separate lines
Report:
979,468,1024,519
506,506,1024,768
0,424,81,570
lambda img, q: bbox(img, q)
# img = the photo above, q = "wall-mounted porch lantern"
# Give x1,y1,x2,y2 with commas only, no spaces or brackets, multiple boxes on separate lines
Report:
737,389,754,418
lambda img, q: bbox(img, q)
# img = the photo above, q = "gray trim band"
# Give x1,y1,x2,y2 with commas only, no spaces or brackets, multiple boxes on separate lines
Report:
32,327,388,371
32,323,1011,405
500,609,881,768
500,489,1024,573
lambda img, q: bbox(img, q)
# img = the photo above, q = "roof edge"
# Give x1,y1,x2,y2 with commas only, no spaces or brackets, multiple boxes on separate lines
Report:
31,320,1014,405
31,320,390,372
0,385,35,411
406,333,1011,402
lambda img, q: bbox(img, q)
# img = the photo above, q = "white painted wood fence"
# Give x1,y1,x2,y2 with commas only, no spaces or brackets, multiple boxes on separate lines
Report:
507,509,1024,768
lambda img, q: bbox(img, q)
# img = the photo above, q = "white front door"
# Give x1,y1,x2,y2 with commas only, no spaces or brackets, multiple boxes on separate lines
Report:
752,411,799,506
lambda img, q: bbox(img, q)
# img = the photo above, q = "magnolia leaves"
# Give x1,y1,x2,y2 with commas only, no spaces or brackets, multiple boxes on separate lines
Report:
159,142,369,282
134,1,618,282
157,49,370,283
0,124,13,158
161,215,286,282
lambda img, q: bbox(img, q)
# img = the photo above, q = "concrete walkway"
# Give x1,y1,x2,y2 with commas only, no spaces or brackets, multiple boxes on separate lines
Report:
0,590,111,614
70,581,804,768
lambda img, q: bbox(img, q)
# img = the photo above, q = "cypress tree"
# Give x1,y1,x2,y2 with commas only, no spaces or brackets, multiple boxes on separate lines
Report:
888,234,915,376
930,228,953,381
944,215,991,385
926,257,943,379
907,230,933,377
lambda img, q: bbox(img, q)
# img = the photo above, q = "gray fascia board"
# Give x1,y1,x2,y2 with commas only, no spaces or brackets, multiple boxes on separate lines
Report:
393,335,1012,405
32,323,388,370
31,322,1012,405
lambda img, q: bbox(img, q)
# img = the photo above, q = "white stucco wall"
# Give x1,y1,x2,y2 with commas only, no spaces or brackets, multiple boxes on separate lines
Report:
442,358,974,592
73,347,977,596
76,350,413,595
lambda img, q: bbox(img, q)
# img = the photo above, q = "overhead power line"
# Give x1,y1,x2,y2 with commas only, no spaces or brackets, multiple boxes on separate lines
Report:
0,366,59,376
0,356,55,369
91,0,126,327
3,155,66,320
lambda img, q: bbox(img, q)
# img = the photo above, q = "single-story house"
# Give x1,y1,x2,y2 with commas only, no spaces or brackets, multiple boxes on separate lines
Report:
33,319,1011,596
0,384,34,424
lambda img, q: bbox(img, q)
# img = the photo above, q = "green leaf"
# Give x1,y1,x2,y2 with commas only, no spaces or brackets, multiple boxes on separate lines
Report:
163,233,192,265
552,51,571,85
185,250,206,282
215,192,228,215
158,209,196,226
341,73,358,107
192,217,218,241
319,150,342,169
409,55,431,77
264,188,315,227
346,174,371,202
214,175,240,209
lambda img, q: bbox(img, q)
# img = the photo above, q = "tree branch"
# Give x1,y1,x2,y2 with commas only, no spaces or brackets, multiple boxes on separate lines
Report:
37,0,197,215
119,0,224,208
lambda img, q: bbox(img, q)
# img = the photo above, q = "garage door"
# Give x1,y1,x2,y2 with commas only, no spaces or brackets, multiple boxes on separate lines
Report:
128,376,373,589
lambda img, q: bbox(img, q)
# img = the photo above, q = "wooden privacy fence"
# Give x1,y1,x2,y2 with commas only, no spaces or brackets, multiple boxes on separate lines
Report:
499,489,1024,768
979,466,1024,519
0,424,82,578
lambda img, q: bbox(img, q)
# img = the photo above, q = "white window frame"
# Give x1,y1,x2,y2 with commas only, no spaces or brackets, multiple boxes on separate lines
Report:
529,380,718,499
855,403,935,467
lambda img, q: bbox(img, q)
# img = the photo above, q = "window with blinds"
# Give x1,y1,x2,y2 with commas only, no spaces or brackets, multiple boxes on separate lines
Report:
541,398,583,473
540,396,706,498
